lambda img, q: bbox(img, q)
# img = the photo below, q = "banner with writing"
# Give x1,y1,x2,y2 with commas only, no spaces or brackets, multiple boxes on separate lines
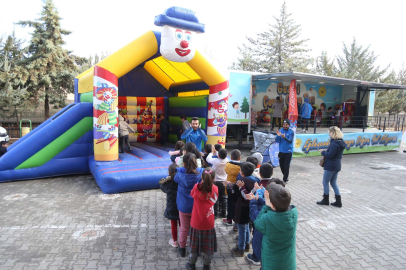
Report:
294,131,402,157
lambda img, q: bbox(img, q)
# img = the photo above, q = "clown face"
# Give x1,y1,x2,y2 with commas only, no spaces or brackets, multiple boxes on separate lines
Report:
160,25,196,62
218,101,228,113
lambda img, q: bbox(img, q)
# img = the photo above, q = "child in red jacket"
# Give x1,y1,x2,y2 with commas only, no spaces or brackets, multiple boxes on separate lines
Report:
186,168,218,270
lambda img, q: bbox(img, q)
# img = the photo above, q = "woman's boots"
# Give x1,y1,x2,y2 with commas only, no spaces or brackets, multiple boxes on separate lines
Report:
316,194,329,205
317,194,342,207
331,195,342,207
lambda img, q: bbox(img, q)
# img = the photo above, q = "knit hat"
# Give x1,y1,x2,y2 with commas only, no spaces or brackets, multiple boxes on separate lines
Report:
252,152,263,165
154,7,205,33
283,119,291,125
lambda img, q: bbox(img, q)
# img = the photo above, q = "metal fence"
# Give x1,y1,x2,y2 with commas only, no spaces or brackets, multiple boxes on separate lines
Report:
254,113,405,134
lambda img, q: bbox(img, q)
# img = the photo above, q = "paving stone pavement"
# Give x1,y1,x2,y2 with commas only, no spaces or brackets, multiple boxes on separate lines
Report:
1,147,406,270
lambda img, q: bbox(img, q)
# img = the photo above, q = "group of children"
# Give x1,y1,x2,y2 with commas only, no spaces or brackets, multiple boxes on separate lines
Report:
160,141,298,270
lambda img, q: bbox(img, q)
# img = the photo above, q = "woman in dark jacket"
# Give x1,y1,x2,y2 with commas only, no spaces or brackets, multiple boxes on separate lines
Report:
317,126,346,207
160,163,180,248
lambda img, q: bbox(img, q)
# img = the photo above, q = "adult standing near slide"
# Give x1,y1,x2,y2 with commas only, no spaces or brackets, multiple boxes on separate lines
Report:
276,119,294,183
317,126,346,207
179,115,191,140
181,117,208,151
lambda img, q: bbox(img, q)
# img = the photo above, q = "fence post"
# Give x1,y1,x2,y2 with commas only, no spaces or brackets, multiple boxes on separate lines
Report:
340,116,343,131
378,117,381,130
362,117,365,132
402,117,405,132
383,117,386,132
313,116,317,134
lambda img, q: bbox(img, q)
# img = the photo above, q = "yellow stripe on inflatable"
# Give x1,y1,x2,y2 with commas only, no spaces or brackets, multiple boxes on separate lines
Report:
178,90,210,97
96,31,158,78
144,60,174,90
167,59,201,81
152,57,190,82
78,67,95,93
187,50,226,86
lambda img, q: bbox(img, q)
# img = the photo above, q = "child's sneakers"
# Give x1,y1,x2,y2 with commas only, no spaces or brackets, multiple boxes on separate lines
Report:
222,219,232,225
245,253,261,266
169,239,178,248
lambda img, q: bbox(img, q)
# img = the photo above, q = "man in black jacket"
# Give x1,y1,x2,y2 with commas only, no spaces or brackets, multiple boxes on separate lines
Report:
159,114,172,146
0,141,8,158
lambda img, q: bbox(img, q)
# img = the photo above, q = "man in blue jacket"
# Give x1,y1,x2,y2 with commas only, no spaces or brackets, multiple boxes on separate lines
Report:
276,119,294,183
301,98,313,132
181,117,208,151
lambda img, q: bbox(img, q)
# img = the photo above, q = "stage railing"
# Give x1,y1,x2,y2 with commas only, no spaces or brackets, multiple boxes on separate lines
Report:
253,113,405,134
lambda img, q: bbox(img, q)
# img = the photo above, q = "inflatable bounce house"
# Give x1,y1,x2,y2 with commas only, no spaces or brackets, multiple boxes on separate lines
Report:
0,7,229,194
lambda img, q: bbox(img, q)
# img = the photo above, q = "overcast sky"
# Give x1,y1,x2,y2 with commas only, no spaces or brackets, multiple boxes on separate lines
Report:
1,0,405,73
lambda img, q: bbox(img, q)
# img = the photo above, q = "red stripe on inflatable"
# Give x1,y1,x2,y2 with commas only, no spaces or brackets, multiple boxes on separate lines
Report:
209,80,229,94
102,166,168,175
125,151,143,159
118,159,122,162
118,96,127,105
94,66,118,86
138,97,146,106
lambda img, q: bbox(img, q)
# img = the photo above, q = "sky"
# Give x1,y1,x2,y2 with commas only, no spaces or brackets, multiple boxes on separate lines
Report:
1,0,406,73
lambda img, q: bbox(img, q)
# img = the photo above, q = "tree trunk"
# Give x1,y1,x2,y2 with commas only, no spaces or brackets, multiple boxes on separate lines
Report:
45,90,49,120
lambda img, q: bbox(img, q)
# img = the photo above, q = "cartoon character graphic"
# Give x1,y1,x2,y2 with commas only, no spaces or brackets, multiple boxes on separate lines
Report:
213,100,228,136
252,85,257,98
232,102,240,118
139,100,155,139
94,83,118,151
95,84,118,130
155,7,205,62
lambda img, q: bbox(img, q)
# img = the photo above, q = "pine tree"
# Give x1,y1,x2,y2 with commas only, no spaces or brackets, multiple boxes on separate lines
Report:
0,33,31,121
17,0,81,119
313,51,337,77
336,38,389,81
229,47,259,72
239,1,311,73
240,96,250,118
375,66,406,115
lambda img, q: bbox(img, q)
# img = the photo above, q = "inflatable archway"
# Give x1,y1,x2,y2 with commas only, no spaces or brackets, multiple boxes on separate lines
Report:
0,7,228,193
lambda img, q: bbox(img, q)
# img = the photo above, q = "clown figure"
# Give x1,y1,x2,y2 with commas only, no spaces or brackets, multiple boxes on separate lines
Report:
155,7,205,63
213,100,228,136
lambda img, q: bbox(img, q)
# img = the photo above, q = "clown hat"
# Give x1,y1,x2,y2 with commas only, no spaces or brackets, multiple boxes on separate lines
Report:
154,6,205,33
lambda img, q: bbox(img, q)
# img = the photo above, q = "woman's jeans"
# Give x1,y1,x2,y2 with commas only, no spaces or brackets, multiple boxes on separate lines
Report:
323,170,340,195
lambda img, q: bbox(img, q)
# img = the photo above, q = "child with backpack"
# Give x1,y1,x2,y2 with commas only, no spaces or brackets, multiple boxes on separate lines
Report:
186,168,218,270
159,163,180,248
174,152,204,257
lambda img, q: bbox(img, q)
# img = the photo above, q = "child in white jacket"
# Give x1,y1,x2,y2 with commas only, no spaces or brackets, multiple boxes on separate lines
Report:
206,145,228,218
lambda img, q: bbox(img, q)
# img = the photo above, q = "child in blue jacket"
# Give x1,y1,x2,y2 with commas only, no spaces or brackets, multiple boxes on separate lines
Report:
174,152,204,257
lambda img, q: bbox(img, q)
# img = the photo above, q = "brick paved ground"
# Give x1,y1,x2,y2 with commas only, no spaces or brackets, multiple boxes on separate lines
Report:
1,146,405,270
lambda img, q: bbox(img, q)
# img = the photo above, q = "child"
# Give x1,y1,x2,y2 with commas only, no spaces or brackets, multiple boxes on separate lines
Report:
229,162,256,257
159,114,172,146
236,156,260,183
206,146,228,218
118,115,135,153
223,149,241,226
254,183,298,270
251,152,263,179
0,141,8,158
169,141,185,163
202,144,213,167
174,152,204,257
159,163,180,248
176,142,202,168
245,164,279,266
186,168,218,270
